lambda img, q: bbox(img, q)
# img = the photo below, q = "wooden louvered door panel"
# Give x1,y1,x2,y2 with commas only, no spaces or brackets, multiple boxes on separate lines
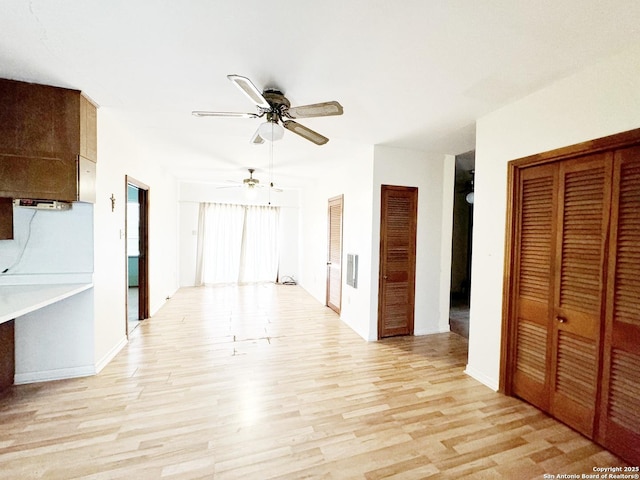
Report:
511,164,558,411
378,185,417,338
598,146,640,465
326,195,343,314
549,153,612,437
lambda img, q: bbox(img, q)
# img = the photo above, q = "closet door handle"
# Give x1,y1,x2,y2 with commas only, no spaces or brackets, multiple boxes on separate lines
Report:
556,316,567,323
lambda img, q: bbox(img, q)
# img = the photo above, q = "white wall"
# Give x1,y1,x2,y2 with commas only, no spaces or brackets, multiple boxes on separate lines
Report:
372,146,455,339
297,144,455,342
94,108,179,370
15,289,94,383
298,145,375,340
178,182,300,287
468,44,640,390
0,203,93,279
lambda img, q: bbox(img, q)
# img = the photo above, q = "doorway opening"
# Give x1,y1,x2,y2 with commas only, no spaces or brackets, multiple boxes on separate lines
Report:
126,177,149,336
449,151,475,339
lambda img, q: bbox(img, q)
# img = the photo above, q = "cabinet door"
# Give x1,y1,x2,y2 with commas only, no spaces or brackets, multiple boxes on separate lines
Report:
0,197,12,240
0,79,80,159
80,95,97,162
549,153,611,437
511,164,558,412
598,145,640,464
0,154,77,201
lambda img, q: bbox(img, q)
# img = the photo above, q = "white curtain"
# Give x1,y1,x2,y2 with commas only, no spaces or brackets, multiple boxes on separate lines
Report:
240,205,280,283
196,203,279,285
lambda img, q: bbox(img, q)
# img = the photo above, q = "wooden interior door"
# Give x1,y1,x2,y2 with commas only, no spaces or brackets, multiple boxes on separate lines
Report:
509,153,611,437
326,195,343,314
125,176,150,337
510,163,558,412
378,185,417,338
136,185,149,321
597,145,640,462
549,153,611,437
504,129,640,465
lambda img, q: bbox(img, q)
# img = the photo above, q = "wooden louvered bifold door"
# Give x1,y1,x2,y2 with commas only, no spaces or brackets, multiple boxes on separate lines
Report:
511,164,557,412
549,153,611,437
378,185,417,338
597,145,640,463
507,130,640,465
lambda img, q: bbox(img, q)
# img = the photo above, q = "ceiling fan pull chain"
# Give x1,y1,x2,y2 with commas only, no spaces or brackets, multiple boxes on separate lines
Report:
268,136,274,205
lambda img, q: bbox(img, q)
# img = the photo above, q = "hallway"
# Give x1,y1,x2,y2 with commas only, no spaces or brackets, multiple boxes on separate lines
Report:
0,284,626,478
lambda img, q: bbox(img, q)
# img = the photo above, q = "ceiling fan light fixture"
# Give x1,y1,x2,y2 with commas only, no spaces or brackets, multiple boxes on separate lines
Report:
258,121,284,142
245,184,259,200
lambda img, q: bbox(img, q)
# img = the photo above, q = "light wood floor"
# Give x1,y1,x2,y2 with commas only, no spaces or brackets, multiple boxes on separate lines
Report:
0,284,627,479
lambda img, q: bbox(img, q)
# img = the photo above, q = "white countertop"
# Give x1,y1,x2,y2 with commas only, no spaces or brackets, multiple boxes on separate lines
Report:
0,283,93,324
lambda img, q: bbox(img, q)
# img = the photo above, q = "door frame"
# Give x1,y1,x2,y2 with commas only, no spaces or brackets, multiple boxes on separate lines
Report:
125,176,150,336
500,127,640,393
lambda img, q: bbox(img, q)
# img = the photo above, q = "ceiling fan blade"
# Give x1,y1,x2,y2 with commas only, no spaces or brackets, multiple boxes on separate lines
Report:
283,120,329,145
250,126,265,144
192,111,259,118
227,74,271,110
286,101,343,119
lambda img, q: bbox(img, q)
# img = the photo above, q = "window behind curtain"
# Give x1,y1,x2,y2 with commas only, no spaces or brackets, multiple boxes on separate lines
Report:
196,203,279,285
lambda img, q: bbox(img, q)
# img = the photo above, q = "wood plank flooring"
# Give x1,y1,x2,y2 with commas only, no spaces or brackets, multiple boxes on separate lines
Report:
0,284,628,479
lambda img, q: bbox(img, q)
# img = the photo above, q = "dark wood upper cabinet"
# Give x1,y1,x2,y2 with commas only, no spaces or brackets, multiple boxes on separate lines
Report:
0,197,13,240
0,78,97,203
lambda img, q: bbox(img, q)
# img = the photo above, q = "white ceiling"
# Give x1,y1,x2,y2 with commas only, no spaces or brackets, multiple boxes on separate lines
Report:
1,1,640,188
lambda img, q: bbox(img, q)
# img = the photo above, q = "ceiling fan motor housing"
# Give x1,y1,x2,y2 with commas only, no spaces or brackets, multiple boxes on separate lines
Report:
243,168,259,187
263,89,290,118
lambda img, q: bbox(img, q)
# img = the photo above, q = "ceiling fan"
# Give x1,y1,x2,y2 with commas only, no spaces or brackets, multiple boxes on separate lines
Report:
219,168,283,192
193,74,343,145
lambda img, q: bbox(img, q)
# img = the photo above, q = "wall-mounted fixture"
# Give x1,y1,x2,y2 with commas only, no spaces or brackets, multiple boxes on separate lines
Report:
14,199,71,210
465,170,475,205
347,253,358,288
465,191,474,205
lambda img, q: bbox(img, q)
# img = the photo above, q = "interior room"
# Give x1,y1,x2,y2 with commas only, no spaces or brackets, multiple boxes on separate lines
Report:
1,1,639,477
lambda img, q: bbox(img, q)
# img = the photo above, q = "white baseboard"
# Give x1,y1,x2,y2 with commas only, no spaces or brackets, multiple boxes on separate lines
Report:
15,365,95,385
95,336,128,374
14,336,127,385
464,364,499,391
